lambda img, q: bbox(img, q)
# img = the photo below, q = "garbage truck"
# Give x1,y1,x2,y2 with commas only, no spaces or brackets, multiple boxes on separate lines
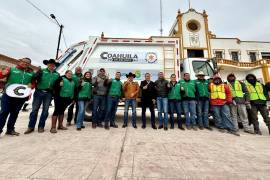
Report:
56,36,216,119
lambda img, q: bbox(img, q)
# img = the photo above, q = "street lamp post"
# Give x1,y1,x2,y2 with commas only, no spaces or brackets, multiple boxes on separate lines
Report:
50,14,64,60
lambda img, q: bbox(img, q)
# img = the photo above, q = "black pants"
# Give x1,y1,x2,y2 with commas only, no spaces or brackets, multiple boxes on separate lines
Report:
141,101,156,127
53,97,72,116
0,94,27,133
249,104,270,131
67,101,79,123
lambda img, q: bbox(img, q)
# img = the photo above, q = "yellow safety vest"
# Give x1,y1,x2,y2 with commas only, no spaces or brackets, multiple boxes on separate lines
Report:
210,83,226,100
245,81,266,101
228,81,244,98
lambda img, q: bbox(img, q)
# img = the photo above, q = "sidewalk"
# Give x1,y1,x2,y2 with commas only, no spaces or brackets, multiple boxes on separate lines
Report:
0,109,269,180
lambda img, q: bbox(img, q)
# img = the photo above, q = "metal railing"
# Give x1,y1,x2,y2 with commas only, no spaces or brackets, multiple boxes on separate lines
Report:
216,58,270,68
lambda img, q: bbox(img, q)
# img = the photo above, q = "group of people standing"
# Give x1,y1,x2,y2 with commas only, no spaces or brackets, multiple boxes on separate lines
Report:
0,57,270,137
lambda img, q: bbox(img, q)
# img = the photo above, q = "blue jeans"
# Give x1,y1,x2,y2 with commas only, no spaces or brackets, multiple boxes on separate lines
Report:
92,95,106,124
197,99,210,128
123,99,136,125
28,90,53,129
212,105,235,131
76,100,86,128
169,100,182,128
105,96,119,124
183,100,197,127
157,97,168,127
0,93,27,133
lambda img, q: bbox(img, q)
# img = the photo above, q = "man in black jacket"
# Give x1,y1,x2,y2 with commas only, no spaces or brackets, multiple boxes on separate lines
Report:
140,73,157,129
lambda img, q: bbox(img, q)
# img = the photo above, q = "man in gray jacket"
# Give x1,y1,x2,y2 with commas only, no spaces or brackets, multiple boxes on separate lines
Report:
227,74,254,134
154,72,169,130
92,68,109,128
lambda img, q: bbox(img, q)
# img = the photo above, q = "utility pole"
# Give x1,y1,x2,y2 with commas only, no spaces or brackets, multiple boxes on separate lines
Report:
160,0,163,36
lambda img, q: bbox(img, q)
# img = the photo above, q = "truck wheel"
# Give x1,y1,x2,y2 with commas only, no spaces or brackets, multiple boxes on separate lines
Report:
84,100,93,122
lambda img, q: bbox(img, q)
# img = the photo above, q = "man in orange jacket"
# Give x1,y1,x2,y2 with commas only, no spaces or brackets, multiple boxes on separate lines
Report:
209,75,240,136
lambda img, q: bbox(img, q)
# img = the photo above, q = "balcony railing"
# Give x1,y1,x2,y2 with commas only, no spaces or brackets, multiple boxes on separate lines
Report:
216,58,270,68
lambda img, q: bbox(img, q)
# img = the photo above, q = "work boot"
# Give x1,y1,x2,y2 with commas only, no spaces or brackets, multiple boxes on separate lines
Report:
178,126,185,131
92,123,97,129
38,128,45,133
58,115,68,130
24,128,34,134
50,116,58,133
104,123,110,130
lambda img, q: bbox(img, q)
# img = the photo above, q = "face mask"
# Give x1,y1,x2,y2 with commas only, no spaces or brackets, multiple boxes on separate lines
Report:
248,78,256,84
214,79,221,85
228,78,235,83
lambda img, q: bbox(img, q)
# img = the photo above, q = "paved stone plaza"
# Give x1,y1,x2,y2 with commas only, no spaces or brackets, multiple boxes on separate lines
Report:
0,108,270,180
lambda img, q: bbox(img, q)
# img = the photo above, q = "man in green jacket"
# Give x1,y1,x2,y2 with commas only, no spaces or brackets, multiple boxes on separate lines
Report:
104,72,123,130
0,58,34,136
25,59,60,134
195,71,212,130
67,66,82,126
179,73,197,130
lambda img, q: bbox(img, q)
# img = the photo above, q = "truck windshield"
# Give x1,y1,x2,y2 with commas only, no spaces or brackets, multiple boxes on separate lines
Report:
192,61,214,77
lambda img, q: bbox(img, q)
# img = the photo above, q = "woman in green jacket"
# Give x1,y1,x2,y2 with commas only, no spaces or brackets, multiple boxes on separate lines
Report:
50,70,75,133
76,71,92,130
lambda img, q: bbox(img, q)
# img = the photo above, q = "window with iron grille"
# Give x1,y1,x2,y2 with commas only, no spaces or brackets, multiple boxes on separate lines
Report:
249,52,257,62
231,52,239,61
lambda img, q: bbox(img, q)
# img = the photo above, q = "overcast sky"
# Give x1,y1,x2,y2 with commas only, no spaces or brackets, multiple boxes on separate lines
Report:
1,0,270,66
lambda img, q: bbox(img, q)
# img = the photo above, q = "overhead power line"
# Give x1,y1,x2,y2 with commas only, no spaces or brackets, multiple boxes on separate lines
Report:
24,0,69,48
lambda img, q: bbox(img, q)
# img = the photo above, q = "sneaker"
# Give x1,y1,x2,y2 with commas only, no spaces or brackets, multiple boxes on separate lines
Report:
110,124,118,128
6,131,20,136
228,130,240,136
192,126,198,131
186,126,192,130
255,130,262,135
38,128,45,133
205,127,213,131
81,125,85,129
158,125,164,129
244,130,255,134
24,128,34,134
164,127,168,131
199,126,204,130
218,128,227,133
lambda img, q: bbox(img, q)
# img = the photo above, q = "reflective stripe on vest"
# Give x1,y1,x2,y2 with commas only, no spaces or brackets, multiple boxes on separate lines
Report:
210,83,226,100
228,81,244,98
245,81,266,101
